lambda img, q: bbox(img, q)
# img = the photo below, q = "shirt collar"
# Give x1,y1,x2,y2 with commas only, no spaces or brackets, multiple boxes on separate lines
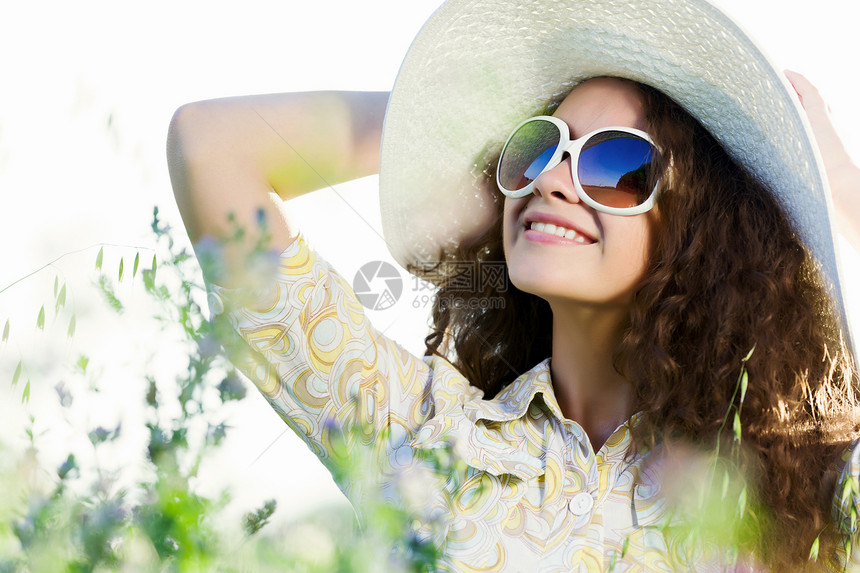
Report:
463,358,566,424
463,358,640,455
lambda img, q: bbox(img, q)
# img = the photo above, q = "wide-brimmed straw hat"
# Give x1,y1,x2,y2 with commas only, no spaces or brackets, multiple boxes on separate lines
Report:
378,0,853,346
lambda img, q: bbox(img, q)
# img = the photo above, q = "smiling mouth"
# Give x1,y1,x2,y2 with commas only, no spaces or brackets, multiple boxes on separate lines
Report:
527,221,595,244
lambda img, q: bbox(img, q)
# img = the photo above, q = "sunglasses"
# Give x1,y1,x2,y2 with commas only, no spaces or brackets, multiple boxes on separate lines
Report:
496,116,663,216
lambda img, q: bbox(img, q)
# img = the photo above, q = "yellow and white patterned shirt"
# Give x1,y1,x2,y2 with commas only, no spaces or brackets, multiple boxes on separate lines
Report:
210,235,860,572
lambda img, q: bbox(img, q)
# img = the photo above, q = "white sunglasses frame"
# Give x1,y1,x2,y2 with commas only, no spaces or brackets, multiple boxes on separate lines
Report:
496,115,661,216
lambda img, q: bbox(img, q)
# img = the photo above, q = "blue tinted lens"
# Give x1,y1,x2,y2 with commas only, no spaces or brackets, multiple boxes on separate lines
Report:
524,145,557,182
577,133,656,208
499,120,561,191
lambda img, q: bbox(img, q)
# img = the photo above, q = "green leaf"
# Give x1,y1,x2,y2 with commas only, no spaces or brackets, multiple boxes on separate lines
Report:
145,377,157,407
36,305,45,330
96,246,104,270
243,498,277,536
152,254,158,280
76,355,88,374
808,535,820,561
843,476,854,505
58,454,78,480
732,411,741,442
22,380,30,404
743,345,756,362
739,370,748,404
2,319,9,343
97,275,124,313
118,257,124,282
55,283,67,314
621,535,630,558
67,314,76,338
151,205,161,234
88,427,112,446
133,252,140,278
736,485,747,517
142,269,155,293
12,361,21,387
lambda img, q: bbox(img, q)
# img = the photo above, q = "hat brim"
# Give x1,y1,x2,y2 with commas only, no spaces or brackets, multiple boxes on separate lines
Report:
379,0,853,349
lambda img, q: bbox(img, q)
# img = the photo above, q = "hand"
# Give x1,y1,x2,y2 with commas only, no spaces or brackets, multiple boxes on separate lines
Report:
786,70,860,250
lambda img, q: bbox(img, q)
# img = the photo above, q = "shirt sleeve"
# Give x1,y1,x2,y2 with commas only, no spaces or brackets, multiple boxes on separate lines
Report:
207,234,435,477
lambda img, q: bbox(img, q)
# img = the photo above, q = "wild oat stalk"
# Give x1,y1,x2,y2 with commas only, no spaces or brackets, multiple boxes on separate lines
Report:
0,206,444,572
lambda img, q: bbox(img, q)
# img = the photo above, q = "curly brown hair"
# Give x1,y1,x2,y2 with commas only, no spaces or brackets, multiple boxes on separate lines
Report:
421,78,859,570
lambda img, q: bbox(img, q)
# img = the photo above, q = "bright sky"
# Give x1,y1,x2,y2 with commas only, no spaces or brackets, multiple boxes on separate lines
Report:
1,0,858,529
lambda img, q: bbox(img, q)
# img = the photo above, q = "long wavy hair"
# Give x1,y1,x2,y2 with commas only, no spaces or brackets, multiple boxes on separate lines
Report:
421,78,859,570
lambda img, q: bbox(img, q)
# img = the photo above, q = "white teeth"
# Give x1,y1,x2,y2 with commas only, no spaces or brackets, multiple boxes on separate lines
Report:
529,221,591,244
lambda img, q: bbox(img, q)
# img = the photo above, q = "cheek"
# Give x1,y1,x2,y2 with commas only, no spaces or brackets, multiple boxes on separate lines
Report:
603,213,655,269
502,198,525,253
502,197,521,223
623,215,658,276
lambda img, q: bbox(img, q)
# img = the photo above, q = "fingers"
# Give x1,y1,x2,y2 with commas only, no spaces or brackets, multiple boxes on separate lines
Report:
784,71,860,249
784,69,828,113
784,70,851,167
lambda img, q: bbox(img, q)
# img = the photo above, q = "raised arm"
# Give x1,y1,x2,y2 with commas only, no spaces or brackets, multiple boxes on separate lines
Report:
166,91,388,287
785,71,860,251
165,91,443,486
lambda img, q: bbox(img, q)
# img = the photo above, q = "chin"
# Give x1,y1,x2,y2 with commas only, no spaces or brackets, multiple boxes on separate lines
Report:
509,270,567,300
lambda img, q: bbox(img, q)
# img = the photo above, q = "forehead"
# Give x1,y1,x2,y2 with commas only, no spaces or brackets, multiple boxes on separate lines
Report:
554,78,648,135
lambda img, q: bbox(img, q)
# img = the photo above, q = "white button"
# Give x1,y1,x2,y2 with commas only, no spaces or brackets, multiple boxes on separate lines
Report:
569,492,594,516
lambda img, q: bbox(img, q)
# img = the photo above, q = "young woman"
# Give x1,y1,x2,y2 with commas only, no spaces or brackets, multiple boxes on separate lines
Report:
167,0,860,569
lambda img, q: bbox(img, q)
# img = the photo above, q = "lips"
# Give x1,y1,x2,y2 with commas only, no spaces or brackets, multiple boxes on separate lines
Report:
523,212,597,244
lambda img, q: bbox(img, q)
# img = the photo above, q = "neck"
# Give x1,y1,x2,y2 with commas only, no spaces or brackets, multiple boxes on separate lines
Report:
548,301,633,451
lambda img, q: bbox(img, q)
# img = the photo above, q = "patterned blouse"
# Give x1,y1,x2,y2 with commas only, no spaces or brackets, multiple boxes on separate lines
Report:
209,234,860,572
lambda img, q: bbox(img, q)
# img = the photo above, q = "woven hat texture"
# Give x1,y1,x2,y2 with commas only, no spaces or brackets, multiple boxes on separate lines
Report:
378,0,851,343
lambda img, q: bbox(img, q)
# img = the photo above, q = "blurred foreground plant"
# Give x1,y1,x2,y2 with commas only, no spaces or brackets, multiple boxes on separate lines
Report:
0,207,441,572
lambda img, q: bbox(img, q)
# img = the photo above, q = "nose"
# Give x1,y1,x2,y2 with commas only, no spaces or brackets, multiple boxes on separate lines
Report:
532,153,580,204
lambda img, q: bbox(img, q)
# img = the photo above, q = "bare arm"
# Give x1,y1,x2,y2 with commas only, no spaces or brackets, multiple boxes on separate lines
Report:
167,91,388,287
785,71,860,251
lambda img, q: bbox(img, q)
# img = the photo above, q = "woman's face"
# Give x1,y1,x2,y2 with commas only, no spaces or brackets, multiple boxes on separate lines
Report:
503,77,660,310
